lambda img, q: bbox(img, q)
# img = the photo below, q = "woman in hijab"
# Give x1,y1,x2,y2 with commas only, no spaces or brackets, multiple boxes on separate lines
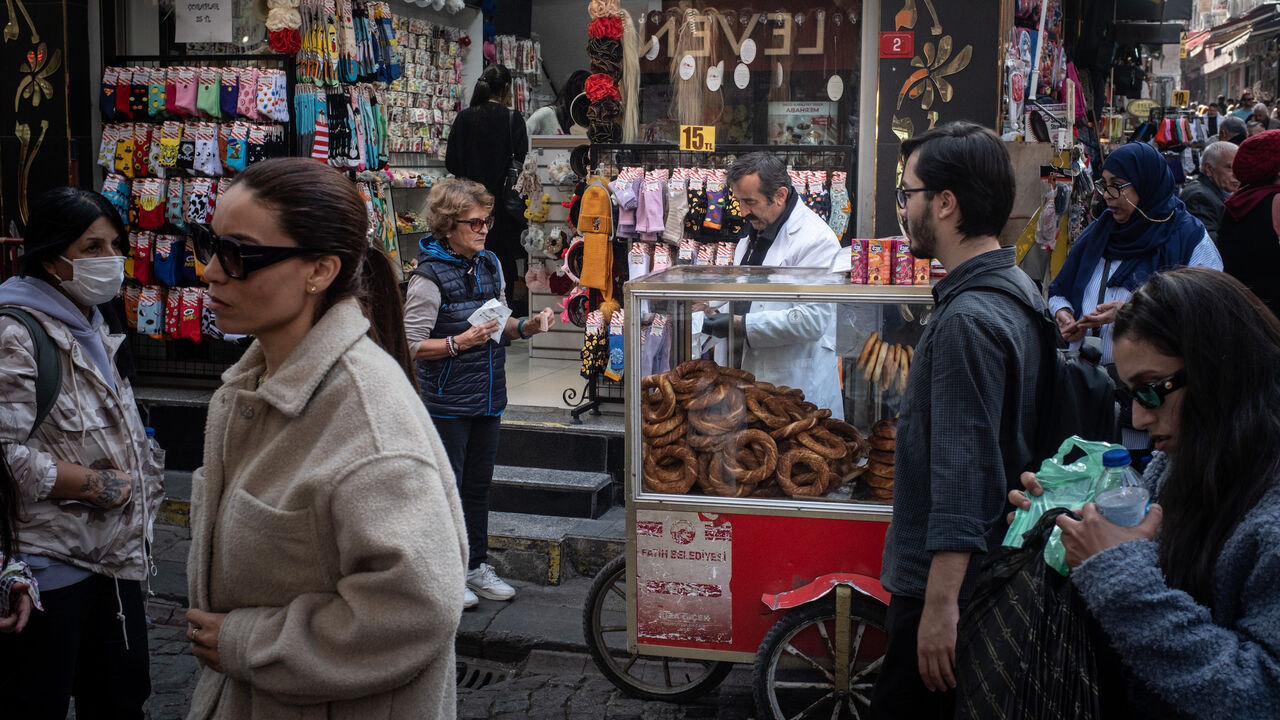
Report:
1048,141,1222,453
1217,129,1280,319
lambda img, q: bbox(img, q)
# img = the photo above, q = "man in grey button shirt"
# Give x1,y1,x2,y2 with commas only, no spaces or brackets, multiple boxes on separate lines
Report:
870,123,1044,718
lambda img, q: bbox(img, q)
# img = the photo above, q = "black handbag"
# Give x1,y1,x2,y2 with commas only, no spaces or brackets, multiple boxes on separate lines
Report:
501,110,527,226
955,508,1131,719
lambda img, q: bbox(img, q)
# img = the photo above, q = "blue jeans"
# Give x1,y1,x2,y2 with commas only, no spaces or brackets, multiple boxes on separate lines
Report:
432,415,501,571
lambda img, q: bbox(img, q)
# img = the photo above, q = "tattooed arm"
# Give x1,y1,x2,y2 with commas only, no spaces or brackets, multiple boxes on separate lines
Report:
48,462,133,509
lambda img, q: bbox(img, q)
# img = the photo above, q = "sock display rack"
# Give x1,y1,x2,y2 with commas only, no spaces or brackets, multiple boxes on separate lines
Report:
99,53,297,382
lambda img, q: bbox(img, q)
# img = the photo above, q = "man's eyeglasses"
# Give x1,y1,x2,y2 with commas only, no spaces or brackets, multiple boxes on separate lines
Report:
456,216,495,233
1095,181,1134,200
190,225,318,280
1115,369,1186,410
895,186,933,209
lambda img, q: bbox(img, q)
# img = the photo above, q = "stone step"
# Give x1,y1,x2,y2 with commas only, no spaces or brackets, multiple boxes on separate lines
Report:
489,466,613,519
485,508,626,586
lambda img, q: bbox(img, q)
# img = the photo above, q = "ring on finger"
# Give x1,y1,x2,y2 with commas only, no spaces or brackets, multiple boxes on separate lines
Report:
189,626,198,641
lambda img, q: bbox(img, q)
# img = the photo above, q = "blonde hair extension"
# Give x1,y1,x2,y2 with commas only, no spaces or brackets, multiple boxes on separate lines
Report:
668,6,704,127
621,8,640,142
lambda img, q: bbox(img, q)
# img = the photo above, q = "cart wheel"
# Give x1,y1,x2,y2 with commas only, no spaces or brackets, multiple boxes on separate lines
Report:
583,554,734,702
753,592,887,720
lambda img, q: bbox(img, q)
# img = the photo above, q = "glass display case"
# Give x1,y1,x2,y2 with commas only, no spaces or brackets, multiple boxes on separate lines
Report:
626,265,934,514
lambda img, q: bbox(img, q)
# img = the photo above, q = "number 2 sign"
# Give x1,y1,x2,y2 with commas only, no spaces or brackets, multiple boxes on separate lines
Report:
879,32,914,59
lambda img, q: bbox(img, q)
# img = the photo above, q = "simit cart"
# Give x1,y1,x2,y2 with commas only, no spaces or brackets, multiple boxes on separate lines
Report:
583,266,935,719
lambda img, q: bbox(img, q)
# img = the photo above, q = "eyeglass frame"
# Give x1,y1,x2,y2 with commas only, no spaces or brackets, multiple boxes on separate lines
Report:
455,216,496,233
895,185,934,209
190,224,320,280
1115,368,1187,410
1095,180,1134,200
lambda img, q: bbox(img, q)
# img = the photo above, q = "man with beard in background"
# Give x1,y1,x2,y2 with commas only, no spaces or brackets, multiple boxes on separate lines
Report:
871,122,1044,718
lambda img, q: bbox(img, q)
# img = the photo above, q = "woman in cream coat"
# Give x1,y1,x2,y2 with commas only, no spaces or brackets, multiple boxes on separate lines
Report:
184,158,467,720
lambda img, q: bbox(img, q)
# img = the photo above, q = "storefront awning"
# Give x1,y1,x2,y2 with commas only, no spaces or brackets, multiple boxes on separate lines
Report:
1202,29,1251,75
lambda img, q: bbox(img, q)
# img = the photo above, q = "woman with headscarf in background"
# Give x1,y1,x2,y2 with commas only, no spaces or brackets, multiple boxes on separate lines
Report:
1048,141,1222,454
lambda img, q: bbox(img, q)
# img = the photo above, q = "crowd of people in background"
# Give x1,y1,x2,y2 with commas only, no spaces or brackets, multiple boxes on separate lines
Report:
1,75,1279,717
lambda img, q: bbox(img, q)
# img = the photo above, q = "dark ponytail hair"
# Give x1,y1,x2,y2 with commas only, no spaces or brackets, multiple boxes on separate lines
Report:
470,64,513,107
229,158,416,384
1114,267,1280,609
556,70,591,134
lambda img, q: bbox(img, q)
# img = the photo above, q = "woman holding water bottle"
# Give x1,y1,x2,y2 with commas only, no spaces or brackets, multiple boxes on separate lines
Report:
1011,267,1280,718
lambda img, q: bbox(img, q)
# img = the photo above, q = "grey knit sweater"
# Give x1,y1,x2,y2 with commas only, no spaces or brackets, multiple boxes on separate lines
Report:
1073,452,1280,719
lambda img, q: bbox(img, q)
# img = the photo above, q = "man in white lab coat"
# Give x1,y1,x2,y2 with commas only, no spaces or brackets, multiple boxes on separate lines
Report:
703,152,844,418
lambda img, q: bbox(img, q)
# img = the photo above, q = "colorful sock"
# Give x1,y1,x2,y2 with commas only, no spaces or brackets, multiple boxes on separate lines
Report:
114,137,136,177
132,125,151,178
663,174,688,244
179,288,204,343
115,68,133,119
137,287,163,337
101,67,120,121
193,135,221,176
703,182,725,231
311,100,331,161
98,125,120,170
129,74,148,119
133,231,156,285
829,173,851,238
185,178,214,226
147,68,167,118
174,69,198,116
166,177,186,232
237,68,260,119
220,68,239,117
101,174,131,228
196,68,221,118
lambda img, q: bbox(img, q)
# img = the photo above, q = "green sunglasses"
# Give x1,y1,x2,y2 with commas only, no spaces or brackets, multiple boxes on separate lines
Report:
1115,369,1186,410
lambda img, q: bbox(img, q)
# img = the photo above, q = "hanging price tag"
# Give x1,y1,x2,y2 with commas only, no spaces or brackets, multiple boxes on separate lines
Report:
679,125,717,152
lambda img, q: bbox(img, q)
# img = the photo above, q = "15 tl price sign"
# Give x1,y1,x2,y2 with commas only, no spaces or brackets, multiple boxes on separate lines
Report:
680,125,716,152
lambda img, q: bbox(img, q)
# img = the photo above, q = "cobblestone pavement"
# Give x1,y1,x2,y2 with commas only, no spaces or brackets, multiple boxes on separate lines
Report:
125,525,762,719
456,650,759,720
137,619,758,720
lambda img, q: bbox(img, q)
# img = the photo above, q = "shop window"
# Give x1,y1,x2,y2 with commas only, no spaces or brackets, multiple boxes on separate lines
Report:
635,2,861,147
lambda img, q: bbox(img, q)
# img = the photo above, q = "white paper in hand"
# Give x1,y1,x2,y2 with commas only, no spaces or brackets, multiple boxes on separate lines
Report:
467,298,512,344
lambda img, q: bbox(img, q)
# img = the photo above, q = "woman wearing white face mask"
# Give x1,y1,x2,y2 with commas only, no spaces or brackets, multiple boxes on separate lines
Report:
0,187,164,718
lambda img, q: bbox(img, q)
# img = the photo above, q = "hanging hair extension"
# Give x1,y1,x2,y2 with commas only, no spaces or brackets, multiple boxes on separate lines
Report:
620,9,641,143
668,6,704,127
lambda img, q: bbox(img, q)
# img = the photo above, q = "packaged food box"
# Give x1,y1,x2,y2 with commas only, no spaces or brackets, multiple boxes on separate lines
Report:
891,238,914,285
849,238,868,284
914,256,931,285
867,239,890,285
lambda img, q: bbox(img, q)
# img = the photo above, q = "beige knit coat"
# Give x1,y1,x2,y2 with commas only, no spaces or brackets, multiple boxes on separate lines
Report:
186,299,467,720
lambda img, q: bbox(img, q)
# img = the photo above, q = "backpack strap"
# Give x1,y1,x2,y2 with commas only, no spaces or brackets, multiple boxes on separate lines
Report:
0,307,62,439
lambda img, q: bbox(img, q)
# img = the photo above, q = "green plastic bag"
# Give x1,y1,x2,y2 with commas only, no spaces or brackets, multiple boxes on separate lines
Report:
1002,436,1120,576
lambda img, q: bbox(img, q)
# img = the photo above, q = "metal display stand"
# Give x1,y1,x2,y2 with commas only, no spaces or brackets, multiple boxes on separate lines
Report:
562,144,858,423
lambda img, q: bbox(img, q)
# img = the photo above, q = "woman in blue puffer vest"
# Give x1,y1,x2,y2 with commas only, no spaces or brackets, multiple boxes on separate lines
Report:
404,178,556,610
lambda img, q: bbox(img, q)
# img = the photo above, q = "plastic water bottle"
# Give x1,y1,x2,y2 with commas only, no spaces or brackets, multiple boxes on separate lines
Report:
1096,448,1142,493
1095,448,1148,526
145,427,166,471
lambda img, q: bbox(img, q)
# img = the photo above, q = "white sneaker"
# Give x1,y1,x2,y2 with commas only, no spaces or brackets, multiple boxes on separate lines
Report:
467,563,516,601
464,586,479,610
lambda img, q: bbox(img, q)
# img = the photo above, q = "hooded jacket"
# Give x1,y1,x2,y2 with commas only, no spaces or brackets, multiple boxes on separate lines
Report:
187,298,467,720
411,237,507,417
0,275,163,581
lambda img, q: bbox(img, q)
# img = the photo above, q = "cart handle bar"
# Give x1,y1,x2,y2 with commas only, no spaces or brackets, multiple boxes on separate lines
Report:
760,573,890,612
